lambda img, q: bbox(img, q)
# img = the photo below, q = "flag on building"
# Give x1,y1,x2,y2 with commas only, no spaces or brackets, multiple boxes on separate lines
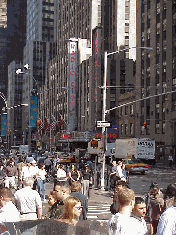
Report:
38,122,44,136
44,117,50,133
50,115,56,130
56,115,63,131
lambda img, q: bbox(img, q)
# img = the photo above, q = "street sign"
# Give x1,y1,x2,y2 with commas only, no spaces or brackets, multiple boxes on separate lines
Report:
97,121,111,128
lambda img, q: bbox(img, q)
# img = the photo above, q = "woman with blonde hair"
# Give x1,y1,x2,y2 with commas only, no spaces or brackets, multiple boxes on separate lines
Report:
58,196,82,225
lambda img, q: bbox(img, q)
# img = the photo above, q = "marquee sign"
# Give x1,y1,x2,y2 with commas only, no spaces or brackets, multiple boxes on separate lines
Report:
68,39,78,132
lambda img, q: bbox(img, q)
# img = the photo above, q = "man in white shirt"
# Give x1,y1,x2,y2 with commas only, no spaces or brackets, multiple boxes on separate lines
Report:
108,187,146,235
14,177,42,221
132,197,148,235
57,165,68,184
156,183,176,235
21,160,33,181
0,187,20,223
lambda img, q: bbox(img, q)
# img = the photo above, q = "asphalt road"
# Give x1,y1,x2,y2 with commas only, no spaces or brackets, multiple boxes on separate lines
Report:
128,166,176,196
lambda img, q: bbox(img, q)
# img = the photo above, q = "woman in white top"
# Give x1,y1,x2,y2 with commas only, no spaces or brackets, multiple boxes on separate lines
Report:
36,163,47,201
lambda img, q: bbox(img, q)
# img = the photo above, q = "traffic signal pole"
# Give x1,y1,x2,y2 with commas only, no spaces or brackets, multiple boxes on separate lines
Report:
100,51,107,190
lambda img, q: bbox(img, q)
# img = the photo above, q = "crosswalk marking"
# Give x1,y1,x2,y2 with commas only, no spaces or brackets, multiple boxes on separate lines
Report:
87,204,111,219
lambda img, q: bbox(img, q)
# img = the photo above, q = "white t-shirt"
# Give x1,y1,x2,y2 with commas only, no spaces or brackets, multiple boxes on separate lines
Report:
57,168,67,181
22,165,33,179
156,205,176,235
30,165,39,177
116,165,123,178
37,168,46,180
131,214,148,235
0,201,20,223
108,212,146,235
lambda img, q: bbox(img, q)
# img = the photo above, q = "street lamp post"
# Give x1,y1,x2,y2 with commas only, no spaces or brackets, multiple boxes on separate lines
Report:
100,46,153,190
16,64,39,151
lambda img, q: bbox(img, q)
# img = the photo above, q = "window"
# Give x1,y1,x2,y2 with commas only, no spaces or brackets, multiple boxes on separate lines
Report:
157,3,160,14
147,28,150,39
120,107,123,116
157,23,160,34
163,19,167,31
121,124,123,135
125,26,129,33
125,106,128,115
125,14,129,20
162,122,166,134
125,124,128,135
156,123,160,134
130,123,133,135
130,104,134,114
141,125,144,135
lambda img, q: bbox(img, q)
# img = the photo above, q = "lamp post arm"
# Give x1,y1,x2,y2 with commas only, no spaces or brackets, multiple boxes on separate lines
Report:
107,46,153,57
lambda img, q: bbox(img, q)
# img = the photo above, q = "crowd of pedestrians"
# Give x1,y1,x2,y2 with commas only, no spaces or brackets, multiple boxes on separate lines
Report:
0,153,175,235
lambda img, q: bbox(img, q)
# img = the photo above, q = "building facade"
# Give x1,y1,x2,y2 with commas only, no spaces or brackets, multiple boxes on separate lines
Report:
135,0,176,160
7,60,23,148
0,0,26,111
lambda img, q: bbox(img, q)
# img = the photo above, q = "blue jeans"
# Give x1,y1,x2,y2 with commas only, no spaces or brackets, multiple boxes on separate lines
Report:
37,179,45,199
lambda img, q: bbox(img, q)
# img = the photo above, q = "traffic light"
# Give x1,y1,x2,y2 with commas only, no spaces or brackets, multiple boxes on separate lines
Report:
90,139,99,148
22,134,25,138
143,121,147,128
37,119,41,129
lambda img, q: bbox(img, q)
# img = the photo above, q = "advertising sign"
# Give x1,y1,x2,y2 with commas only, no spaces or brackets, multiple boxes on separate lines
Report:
68,39,78,132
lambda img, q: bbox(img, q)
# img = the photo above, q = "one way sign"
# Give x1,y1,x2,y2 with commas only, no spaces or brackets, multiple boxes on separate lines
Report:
97,121,111,128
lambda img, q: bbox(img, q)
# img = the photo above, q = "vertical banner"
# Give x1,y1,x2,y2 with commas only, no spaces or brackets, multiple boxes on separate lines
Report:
30,96,38,128
92,25,102,123
1,114,7,136
68,39,78,132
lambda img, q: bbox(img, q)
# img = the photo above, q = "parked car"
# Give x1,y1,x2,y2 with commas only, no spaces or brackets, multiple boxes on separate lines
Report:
122,158,149,175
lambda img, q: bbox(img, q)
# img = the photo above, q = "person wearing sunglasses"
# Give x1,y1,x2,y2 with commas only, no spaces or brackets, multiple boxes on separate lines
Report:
58,196,82,225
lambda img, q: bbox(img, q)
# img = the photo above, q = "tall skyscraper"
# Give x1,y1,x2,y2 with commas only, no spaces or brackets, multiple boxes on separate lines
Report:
26,0,54,42
136,0,176,159
117,0,136,60
0,0,26,111
21,0,55,150
0,0,7,28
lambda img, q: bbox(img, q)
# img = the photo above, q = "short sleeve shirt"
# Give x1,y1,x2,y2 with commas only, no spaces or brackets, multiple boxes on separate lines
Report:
15,186,42,214
37,168,46,180
108,212,146,235
57,168,67,181
156,205,176,235
0,201,20,223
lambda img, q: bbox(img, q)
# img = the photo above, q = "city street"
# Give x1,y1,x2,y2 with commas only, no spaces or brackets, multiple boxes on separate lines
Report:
43,165,176,222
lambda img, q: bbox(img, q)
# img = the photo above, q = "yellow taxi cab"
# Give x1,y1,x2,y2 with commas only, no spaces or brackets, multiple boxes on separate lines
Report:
59,153,73,163
122,158,149,174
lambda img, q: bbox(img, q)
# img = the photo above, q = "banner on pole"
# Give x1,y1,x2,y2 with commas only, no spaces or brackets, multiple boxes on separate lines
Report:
1,114,7,136
30,96,38,128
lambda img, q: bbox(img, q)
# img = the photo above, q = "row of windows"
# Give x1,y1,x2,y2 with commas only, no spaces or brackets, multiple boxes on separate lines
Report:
120,123,134,136
120,104,134,116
